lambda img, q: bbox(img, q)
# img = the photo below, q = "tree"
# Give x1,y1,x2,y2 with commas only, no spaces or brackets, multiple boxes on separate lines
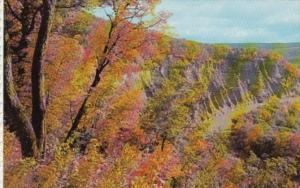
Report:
4,0,103,158
4,0,166,157
65,0,167,140
4,33,38,156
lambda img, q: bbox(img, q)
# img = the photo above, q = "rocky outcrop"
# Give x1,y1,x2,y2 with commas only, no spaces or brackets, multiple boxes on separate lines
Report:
142,41,300,146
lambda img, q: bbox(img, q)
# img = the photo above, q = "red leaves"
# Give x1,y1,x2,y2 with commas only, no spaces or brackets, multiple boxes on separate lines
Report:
286,133,300,156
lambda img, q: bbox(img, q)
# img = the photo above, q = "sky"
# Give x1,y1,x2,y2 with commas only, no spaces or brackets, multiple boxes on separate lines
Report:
94,0,300,43
157,0,300,43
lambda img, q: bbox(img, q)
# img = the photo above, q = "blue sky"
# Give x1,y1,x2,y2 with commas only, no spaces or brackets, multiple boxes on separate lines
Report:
94,0,300,43
157,0,300,43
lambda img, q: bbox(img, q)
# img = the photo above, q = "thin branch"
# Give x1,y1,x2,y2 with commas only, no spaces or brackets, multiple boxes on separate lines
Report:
69,101,74,124
28,5,43,34
104,8,113,23
6,0,21,21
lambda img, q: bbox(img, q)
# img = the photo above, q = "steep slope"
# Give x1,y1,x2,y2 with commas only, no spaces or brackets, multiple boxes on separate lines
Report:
142,40,299,146
4,37,300,187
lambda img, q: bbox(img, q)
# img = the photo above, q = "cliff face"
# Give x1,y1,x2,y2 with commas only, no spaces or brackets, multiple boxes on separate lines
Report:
142,40,300,141
148,44,299,105
4,37,300,187
137,41,300,187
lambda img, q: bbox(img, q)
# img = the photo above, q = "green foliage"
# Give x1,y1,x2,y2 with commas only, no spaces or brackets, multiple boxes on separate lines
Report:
290,51,300,66
64,11,95,37
248,157,297,188
260,52,281,80
263,95,280,114
250,70,265,96
141,59,190,134
274,98,300,130
225,48,254,90
271,43,288,57
184,40,202,61
212,44,230,59
6,2,300,185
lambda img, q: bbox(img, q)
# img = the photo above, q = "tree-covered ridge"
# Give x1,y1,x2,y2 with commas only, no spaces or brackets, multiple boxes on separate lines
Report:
4,1,300,187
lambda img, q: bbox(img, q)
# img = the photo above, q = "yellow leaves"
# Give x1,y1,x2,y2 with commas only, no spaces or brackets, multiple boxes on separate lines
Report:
281,75,296,92
267,51,282,62
154,34,172,62
227,160,245,183
275,131,289,149
239,47,257,61
263,95,280,114
97,144,139,187
85,0,103,8
34,144,75,187
4,158,37,188
137,69,152,89
36,165,59,188
213,44,230,60
184,136,210,165
112,89,141,111
66,11,94,36
116,144,139,172
3,128,19,161
291,98,300,112
131,177,150,188
246,126,263,143
259,109,272,122
68,140,103,187
184,40,202,61
250,70,265,95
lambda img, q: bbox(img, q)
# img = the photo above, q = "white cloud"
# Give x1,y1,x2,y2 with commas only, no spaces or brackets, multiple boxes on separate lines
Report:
157,0,300,43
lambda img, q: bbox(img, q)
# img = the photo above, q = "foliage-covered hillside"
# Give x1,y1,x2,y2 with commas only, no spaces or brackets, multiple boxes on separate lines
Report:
4,1,300,187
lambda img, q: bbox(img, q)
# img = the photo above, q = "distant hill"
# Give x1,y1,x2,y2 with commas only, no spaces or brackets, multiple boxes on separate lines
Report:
223,43,300,65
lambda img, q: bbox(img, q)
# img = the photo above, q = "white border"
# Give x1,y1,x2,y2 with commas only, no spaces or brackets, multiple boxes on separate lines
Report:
0,0,3,187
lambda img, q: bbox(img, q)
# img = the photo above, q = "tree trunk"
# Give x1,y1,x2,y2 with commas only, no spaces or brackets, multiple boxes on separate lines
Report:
65,62,108,141
65,18,116,141
31,0,56,156
4,34,38,157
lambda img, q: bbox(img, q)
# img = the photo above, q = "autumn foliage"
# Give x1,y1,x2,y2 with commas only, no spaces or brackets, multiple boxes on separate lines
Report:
4,0,300,187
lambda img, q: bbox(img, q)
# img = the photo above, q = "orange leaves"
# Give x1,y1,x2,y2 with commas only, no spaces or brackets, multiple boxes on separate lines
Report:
88,0,168,66
195,140,211,152
88,20,107,53
216,157,245,185
97,88,143,142
130,143,182,186
284,63,300,78
188,139,211,156
246,126,263,143
222,183,238,188
44,35,83,94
